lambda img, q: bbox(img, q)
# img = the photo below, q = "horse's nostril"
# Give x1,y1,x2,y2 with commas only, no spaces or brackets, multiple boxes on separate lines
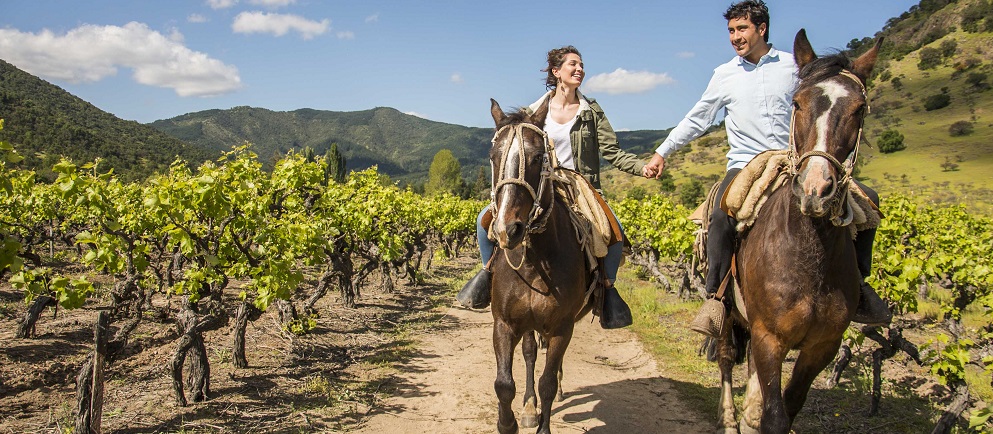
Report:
820,176,837,199
507,222,524,239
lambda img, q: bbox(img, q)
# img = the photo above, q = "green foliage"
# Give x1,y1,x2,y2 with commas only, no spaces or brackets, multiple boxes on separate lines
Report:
918,47,943,70
966,72,990,90
923,93,951,111
9,267,93,310
949,120,975,137
324,143,346,184
626,185,648,200
962,0,993,33
924,335,973,386
677,178,704,207
614,195,695,261
425,149,464,197
939,39,958,58
0,60,212,182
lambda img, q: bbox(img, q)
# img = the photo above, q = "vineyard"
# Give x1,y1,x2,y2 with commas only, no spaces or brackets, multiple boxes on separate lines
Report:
2,112,993,432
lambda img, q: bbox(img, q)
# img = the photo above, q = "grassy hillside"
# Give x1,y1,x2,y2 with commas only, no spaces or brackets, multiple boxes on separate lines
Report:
0,59,214,182
150,105,673,186
606,0,993,217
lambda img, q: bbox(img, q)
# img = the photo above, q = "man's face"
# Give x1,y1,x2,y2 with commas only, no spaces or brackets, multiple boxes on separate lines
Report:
728,16,767,62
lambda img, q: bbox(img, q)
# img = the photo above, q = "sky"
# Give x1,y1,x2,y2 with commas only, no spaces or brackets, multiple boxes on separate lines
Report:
1,0,921,132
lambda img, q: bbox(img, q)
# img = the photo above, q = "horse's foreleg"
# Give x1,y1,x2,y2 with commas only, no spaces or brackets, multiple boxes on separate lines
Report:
521,331,539,429
717,335,739,434
739,353,763,434
494,320,522,434
537,328,574,434
784,339,842,426
749,329,789,434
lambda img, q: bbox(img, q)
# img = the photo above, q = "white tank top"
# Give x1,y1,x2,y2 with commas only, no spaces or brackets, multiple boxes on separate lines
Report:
544,114,577,170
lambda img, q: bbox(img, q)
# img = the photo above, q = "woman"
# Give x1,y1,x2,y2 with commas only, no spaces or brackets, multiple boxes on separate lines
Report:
457,46,649,329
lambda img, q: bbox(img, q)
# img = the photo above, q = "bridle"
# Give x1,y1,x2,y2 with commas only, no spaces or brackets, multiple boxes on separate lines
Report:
488,122,557,268
787,69,868,222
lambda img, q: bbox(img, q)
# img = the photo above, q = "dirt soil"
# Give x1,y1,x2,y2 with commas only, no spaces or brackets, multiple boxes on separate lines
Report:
0,256,711,433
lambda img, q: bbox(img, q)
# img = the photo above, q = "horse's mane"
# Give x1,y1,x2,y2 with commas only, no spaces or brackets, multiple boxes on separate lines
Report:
496,107,532,129
798,52,853,85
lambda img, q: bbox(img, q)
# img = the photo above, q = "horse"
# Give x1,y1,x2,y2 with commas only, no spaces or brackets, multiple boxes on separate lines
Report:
487,98,596,434
713,29,881,434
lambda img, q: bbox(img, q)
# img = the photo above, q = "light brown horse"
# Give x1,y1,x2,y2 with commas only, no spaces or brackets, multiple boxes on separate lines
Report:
713,30,881,434
487,98,595,434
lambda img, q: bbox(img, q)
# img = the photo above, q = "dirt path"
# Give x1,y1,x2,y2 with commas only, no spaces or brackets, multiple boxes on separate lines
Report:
349,304,711,434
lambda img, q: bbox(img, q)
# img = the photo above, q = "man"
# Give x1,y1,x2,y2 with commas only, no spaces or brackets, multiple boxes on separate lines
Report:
642,0,891,338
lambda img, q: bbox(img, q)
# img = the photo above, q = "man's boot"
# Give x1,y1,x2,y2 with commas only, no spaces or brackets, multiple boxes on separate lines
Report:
853,281,892,326
600,285,633,329
689,297,726,338
456,268,491,309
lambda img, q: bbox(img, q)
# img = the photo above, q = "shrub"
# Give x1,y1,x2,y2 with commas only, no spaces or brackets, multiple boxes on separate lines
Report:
678,178,704,207
877,129,906,154
924,93,951,111
918,47,942,70
940,39,958,58
627,185,648,200
949,120,974,136
878,70,892,82
891,76,904,90
966,72,990,90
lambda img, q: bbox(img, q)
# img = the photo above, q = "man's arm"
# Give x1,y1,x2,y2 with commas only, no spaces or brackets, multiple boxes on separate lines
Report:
644,71,726,179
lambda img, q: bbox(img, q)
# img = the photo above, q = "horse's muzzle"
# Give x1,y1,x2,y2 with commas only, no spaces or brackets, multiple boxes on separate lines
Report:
792,163,837,217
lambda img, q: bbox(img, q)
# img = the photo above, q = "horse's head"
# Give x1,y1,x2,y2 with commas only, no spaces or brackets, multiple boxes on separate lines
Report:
487,98,552,250
789,29,880,217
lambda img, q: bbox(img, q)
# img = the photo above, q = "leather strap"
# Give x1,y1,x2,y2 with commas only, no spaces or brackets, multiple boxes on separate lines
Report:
714,255,737,301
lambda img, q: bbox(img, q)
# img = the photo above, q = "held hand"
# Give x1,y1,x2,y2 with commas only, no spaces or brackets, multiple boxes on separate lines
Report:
643,154,666,179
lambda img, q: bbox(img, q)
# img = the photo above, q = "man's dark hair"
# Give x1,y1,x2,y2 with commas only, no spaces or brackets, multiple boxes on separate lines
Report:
724,0,770,43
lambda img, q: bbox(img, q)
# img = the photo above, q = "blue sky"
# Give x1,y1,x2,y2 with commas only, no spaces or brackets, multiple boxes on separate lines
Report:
2,0,919,131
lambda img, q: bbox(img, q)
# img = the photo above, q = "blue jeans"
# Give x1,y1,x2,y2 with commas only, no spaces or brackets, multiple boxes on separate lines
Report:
475,206,625,284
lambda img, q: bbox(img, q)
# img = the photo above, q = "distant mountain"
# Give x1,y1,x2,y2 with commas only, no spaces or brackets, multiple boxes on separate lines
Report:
149,106,671,183
0,59,214,182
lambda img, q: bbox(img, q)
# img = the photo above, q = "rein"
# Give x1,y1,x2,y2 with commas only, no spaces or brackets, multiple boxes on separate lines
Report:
489,122,557,270
787,69,868,223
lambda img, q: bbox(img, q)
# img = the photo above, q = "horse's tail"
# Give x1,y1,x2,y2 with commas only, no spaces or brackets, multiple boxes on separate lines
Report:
702,321,750,365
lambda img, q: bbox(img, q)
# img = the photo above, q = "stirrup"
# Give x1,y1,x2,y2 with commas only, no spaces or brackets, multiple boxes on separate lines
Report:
853,281,892,326
456,268,492,309
689,298,726,338
600,285,632,329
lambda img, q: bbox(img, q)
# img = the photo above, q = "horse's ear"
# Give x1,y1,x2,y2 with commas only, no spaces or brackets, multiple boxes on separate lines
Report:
851,37,884,84
491,98,506,127
794,29,817,70
531,96,550,129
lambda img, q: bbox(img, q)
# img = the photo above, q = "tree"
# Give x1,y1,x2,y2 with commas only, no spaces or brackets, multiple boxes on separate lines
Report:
425,149,464,197
924,93,951,111
471,166,489,200
949,121,974,137
324,143,346,184
918,47,942,70
939,39,958,58
678,178,704,207
877,129,906,154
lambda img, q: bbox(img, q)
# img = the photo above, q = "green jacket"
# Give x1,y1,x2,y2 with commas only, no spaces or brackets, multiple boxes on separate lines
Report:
526,90,646,192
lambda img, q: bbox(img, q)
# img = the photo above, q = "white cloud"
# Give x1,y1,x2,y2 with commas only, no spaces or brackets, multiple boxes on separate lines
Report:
405,111,428,119
365,14,379,23
188,14,209,23
336,31,354,40
232,11,330,39
207,0,238,10
584,68,674,94
248,0,296,7
677,51,695,58
0,22,242,97
450,72,463,84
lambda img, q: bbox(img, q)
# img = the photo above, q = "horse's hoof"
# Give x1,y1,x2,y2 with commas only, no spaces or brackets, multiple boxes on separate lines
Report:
738,420,760,434
498,420,519,434
520,413,538,429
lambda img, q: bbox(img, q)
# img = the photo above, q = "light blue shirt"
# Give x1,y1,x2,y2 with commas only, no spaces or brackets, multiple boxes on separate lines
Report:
655,46,798,170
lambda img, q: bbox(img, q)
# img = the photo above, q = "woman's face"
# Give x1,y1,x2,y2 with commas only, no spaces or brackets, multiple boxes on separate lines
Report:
553,53,584,88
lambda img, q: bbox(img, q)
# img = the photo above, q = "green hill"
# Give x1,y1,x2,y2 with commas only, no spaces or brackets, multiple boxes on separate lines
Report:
149,106,670,185
0,59,214,182
605,0,993,217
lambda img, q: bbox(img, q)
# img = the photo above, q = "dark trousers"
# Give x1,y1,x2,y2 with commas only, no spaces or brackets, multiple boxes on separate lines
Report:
705,170,880,295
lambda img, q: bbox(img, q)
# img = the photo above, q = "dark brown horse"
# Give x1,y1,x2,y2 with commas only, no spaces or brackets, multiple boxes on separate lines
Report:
487,98,595,434
714,30,881,434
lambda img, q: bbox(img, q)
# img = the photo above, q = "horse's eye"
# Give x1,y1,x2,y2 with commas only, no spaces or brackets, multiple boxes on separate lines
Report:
792,101,801,111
